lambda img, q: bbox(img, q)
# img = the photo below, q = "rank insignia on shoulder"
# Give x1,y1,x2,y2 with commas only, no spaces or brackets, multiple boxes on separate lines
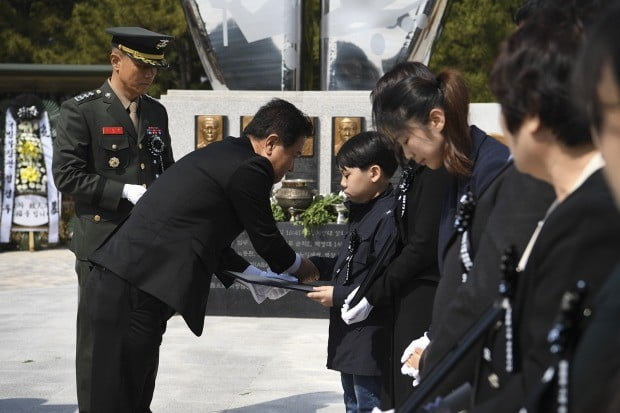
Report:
74,90,98,103
102,126,124,135
108,157,120,168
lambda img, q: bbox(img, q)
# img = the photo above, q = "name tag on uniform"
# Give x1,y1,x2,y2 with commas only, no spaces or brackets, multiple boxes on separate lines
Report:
102,126,124,135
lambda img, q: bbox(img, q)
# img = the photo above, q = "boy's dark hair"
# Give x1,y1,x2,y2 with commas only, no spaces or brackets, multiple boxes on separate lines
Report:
336,131,398,178
574,3,620,133
243,98,313,147
490,8,591,147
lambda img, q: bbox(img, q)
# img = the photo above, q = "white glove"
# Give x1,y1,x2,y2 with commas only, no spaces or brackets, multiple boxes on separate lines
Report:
238,265,291,304
122,184,147,205
400,332,431,387
371,408,394,413
341,286,374,325
262,271,298,283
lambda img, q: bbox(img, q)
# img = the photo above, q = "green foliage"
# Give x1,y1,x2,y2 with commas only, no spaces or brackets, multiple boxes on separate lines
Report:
429,0,522,102
271,201,287,222
0,0,523,100
0,0,210,97
296,193,344,237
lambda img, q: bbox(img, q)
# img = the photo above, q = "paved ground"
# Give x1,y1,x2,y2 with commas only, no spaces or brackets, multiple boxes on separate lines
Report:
0,249,343,413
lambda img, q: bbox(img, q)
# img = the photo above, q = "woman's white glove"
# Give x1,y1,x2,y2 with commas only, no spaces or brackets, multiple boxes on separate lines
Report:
239,265,291,304
341,286,374,325
400,332,430,387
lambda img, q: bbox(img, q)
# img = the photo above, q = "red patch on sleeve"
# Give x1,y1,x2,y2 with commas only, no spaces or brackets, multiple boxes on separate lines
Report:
102,126,124,135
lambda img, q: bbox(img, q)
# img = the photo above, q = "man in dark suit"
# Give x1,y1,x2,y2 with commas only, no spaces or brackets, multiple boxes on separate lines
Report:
85,98,320,413
52,27,174,413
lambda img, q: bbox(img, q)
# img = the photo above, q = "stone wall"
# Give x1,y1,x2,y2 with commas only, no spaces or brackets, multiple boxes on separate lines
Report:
160,90,502,195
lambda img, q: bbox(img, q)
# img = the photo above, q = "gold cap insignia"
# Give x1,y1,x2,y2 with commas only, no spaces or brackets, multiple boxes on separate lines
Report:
108,157,120,168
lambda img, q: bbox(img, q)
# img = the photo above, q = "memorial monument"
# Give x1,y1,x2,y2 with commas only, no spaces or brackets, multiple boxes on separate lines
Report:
164,0,459,316
174,0,452,194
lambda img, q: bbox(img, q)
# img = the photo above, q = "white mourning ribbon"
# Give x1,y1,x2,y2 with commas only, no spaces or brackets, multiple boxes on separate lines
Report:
1,110,60,243
1,110,17,242
40,111,60,243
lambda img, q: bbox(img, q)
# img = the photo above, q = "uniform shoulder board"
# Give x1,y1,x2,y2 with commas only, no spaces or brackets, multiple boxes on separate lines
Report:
143,93,165,108
73,89,103,104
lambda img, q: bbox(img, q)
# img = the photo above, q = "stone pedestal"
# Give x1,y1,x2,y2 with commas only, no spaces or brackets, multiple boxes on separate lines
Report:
206,222,346,318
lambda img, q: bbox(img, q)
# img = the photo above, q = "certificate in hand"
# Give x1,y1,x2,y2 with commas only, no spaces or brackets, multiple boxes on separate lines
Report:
223,270,316,292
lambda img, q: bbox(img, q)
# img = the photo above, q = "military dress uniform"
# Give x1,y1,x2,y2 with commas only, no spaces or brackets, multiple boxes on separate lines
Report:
52,27,174,413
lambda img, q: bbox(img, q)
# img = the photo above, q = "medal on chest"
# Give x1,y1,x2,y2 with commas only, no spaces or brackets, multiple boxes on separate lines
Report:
145,126,165,177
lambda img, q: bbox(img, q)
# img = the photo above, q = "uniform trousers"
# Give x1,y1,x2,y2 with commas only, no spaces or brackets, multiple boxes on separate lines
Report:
75,259,93,412
86,267,173,413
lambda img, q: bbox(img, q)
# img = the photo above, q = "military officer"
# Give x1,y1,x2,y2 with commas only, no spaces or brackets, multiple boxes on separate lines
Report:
52,27,174,413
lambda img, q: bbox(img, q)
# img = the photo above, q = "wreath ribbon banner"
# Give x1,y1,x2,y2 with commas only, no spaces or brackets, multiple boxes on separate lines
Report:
1,109,60,243
40,111,60,243
1,110,17,242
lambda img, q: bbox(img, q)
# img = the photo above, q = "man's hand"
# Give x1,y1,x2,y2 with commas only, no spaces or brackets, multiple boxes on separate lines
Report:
122,184,147,205
341,286,373,324
293,257,320,283
238,265,291,303
307,286,334,307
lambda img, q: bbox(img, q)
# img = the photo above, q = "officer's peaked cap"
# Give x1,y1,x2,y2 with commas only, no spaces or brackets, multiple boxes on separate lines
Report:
106,27,173,68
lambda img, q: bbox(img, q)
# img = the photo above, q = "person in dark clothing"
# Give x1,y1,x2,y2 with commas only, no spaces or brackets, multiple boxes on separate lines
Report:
335,62,449,410
307,131,398,413
84,98,320,413
570,5,620,412
52,27,175,413
342,63,508,407
416,163,554,404
468,9,620,412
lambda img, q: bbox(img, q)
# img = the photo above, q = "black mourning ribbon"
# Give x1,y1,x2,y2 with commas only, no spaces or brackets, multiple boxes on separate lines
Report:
147,135,165,176
397,166,416,218
454,190,476,233
455,190,476,283
335,229,360,285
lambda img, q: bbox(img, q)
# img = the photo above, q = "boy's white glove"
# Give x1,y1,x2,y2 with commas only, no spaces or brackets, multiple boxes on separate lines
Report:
341,286,374,325
238,265,291,304
400,332,431,387
122,184,147,205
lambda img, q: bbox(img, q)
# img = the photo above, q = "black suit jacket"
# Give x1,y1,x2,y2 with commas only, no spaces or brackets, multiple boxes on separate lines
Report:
364,166,449,409
366,166,449,306
419,164,554,400
89,136,297,336
436,126,509,273
310,188,396,376
472,170,620,413
571,264,620,413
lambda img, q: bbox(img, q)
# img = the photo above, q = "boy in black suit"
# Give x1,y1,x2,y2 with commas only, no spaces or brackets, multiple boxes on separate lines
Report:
307,132,398,413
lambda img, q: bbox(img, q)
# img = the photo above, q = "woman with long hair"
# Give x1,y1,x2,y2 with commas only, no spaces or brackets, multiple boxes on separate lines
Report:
342,62,509,409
